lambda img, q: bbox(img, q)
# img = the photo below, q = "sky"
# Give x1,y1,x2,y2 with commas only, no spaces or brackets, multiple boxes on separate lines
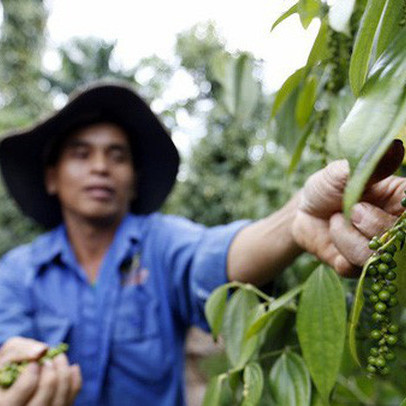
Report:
45,0,319,92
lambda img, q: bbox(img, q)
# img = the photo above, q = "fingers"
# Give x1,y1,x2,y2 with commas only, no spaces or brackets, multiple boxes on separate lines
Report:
0,338,48,366
0,341,80,406
351,202,397,239
51,355,72,406
330,213,371,269
67,365,82,405
292,211,356,276
363,175,406,215
332,255,357,278
301,140,404,219
26,362,57,406
0,363,40,406
331,203,398,276
28,355,81,406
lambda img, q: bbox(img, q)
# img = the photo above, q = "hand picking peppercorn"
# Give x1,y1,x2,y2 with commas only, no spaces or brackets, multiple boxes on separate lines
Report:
0,343,68,388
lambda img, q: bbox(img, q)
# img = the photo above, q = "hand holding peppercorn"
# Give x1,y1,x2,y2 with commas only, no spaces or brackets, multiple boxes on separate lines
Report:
0,337,81,406
229,141,406,286
292,140,405,277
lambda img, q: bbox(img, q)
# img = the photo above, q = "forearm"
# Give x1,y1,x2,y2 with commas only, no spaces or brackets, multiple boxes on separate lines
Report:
227,192,303,286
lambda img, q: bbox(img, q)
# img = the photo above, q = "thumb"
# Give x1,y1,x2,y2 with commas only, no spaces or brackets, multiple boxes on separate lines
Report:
0,338,47,366
300,140,404,218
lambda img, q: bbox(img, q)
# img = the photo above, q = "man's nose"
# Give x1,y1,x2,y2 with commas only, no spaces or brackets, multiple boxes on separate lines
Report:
90,152,109,173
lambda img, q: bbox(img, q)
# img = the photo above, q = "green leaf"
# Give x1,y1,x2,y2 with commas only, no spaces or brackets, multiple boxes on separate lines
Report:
211,53,259,121
297,265,346,405
272,68,305,118
234,54,260,121
273,88,303,153
228,369,241,392
400,398,406,406
393,238,406,308
325,87,355,160
328,0,356,35
306,18,330,67
349,0,388,96
375,0,404,59
268,284,304,313
340,31,406,216
245,308,276,341
202,375,224,406
295,75,318,128
205,284,230,341
339,76,403,167
310,393,325,406
222,289,260,368
298,0,321,29
245,284,304,339
245,303,268,340
343,92,406,217
241,363,264,406
272,4,299,31
269,352,311,406
288,121,314,174
211,53,235,113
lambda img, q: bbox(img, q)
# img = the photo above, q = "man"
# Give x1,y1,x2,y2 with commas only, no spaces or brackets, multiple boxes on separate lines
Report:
0,82,403,405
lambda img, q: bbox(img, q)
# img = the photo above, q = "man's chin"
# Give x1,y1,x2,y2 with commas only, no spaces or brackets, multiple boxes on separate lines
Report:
67,208,126,228
89,211,125,226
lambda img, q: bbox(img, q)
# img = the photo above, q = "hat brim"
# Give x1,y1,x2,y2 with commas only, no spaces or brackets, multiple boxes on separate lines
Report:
0,83,180,228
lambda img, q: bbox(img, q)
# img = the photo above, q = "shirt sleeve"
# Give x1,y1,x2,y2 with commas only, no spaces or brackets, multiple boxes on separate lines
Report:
154,214,251,331
0,248,35,344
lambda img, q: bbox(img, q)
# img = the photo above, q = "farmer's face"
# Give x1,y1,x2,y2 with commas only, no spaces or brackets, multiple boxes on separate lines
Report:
45,123,136,225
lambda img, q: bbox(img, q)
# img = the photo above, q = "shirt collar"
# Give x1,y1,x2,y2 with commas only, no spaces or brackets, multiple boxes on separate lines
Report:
31,224,66,269
31,213,146,272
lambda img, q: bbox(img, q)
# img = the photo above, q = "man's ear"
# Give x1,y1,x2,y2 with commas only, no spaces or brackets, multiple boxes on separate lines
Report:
45,166,57,195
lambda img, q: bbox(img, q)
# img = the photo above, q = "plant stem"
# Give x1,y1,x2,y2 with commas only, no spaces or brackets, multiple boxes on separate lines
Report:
235,282,273,302
257,346,299,362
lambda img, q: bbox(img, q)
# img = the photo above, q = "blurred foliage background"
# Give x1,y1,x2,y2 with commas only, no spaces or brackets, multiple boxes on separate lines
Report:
0,0,322,253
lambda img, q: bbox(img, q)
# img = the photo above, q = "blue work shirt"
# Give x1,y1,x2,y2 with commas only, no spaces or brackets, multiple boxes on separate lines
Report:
0,213,249,406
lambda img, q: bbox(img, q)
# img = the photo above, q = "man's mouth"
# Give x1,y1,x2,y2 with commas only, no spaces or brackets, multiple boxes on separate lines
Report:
84,186,115,200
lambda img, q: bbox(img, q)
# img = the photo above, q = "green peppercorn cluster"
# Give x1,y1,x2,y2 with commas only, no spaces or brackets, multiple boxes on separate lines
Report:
0,343,68,388
364,217,406,376
326,29,352,94
349,1,365,39
309,110,329,165
400,0,406,28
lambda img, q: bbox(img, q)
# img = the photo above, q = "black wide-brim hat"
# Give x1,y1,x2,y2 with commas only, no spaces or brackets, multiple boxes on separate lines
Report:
0,82,180,229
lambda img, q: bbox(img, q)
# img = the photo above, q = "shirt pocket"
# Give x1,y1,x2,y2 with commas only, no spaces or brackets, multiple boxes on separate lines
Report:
111,284,173,382
113,284,159,342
